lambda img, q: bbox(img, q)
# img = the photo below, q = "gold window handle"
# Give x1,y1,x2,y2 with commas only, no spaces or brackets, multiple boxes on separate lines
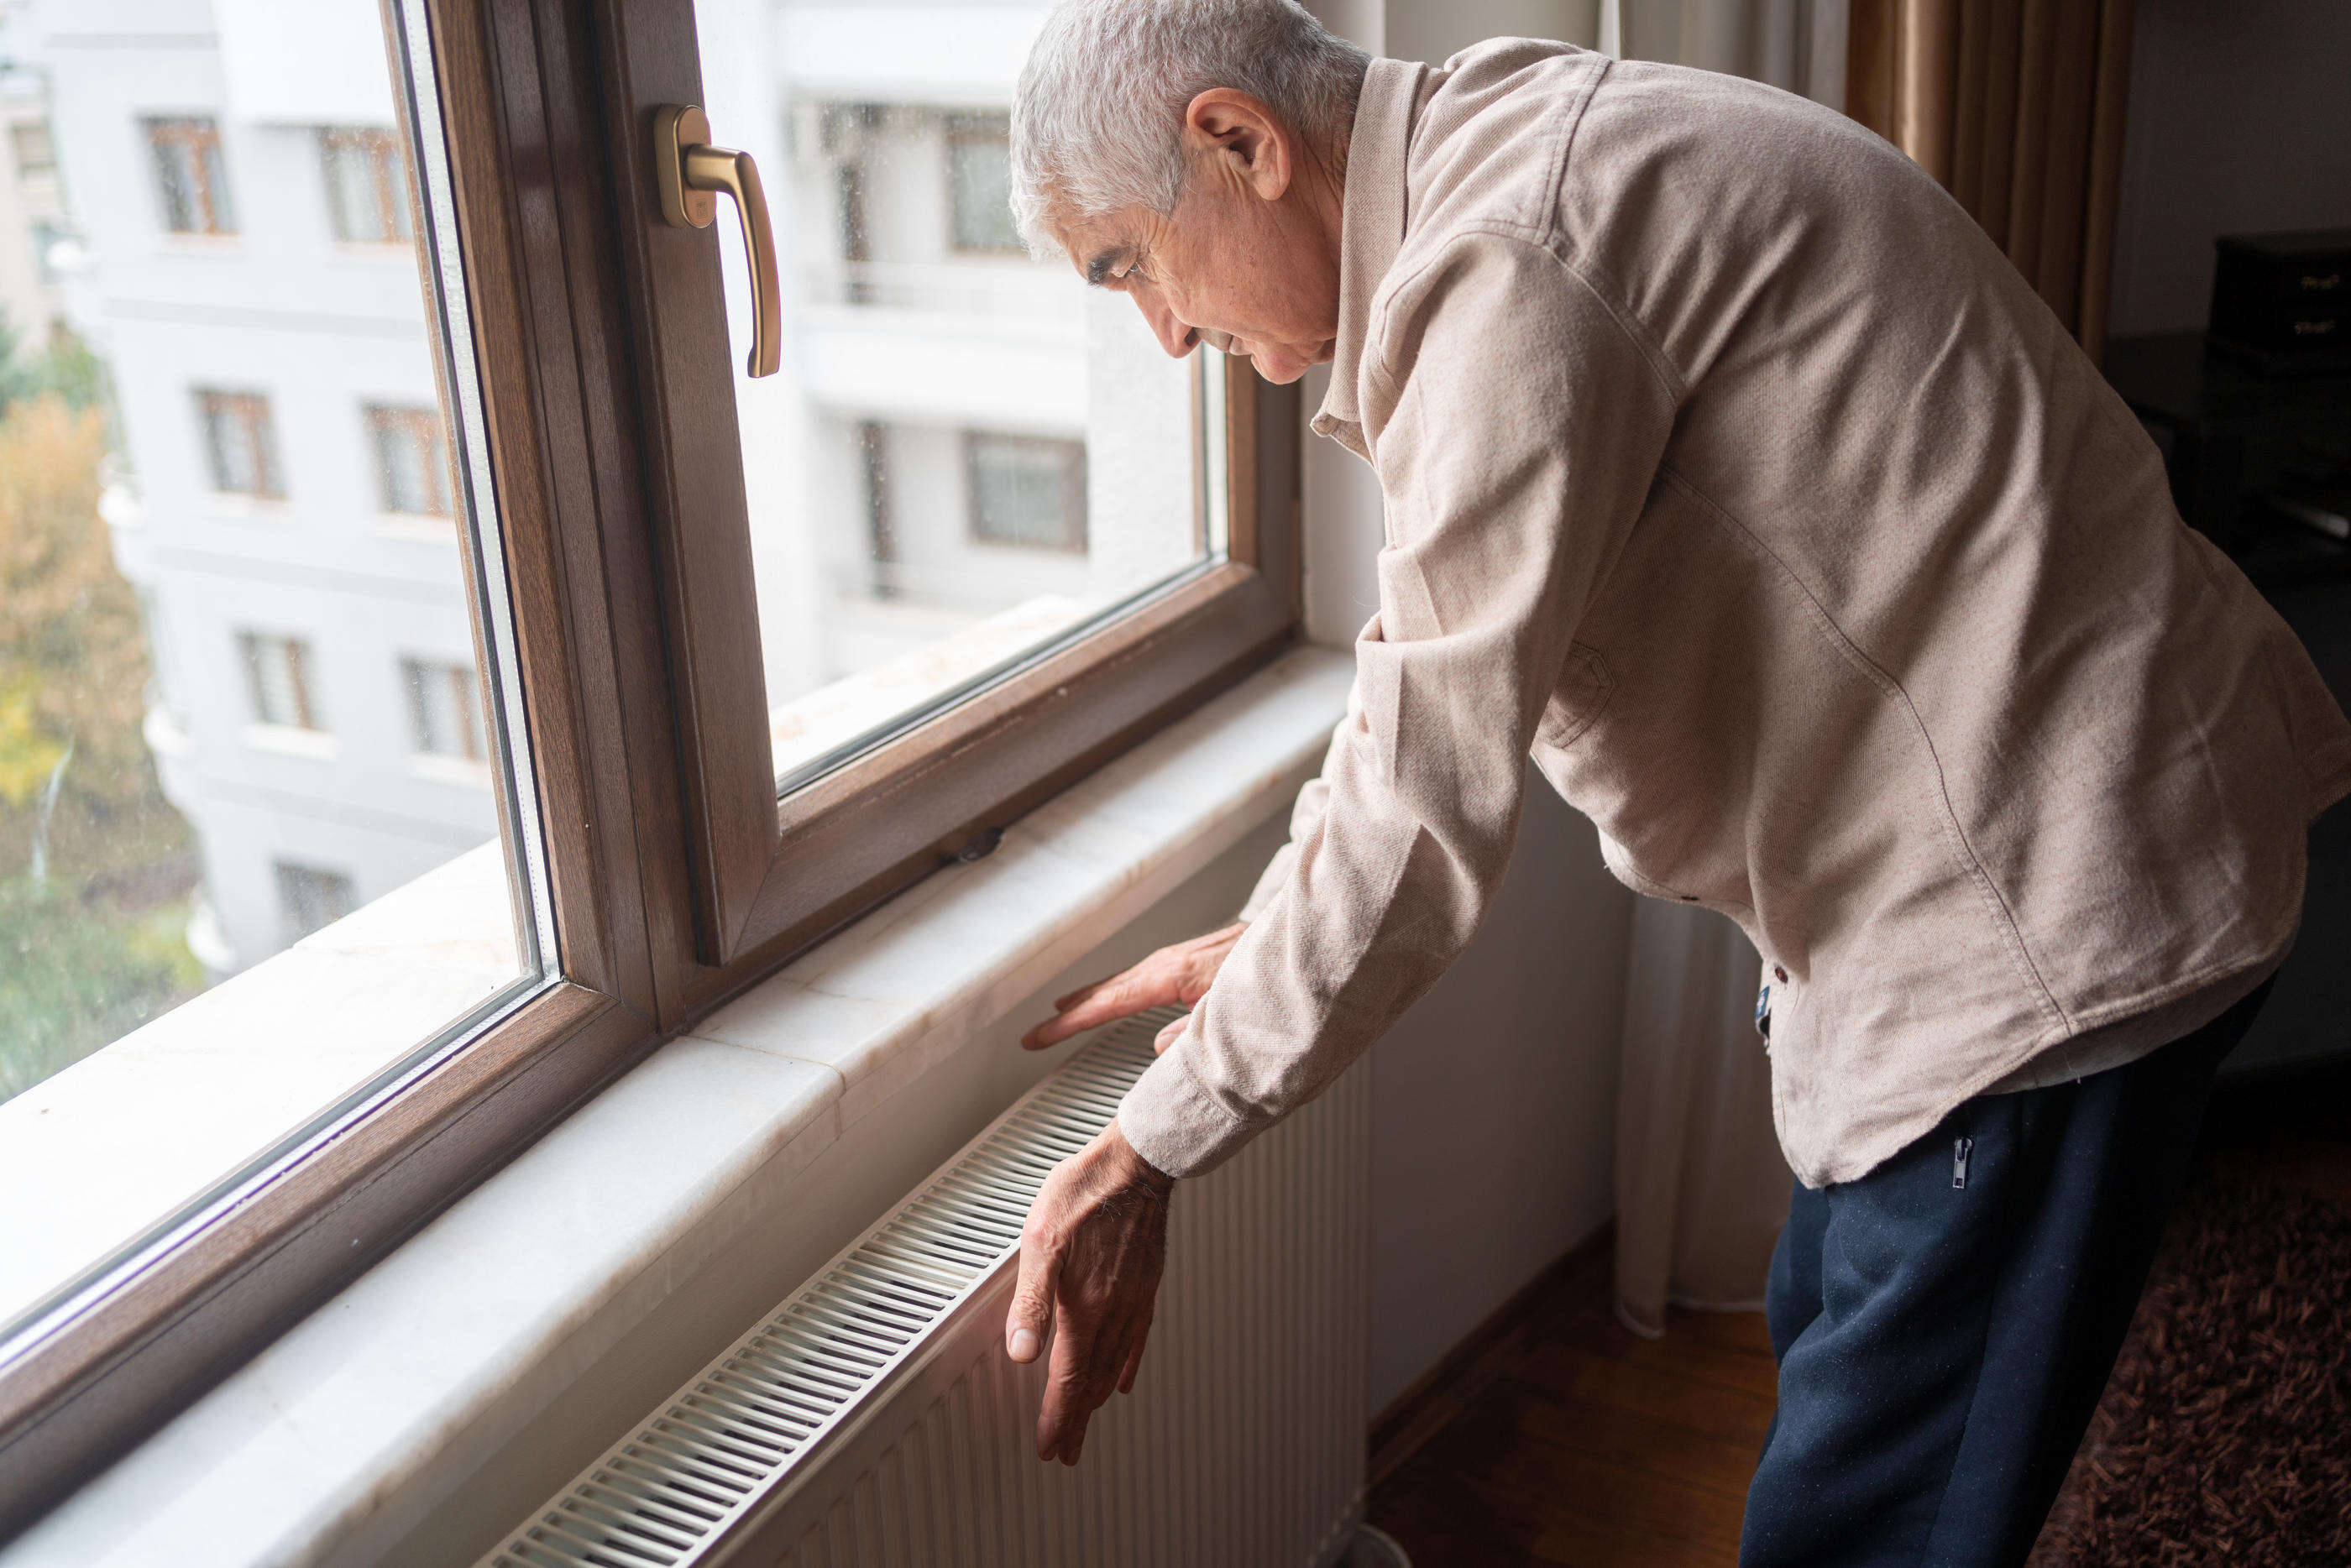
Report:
653,104,781,378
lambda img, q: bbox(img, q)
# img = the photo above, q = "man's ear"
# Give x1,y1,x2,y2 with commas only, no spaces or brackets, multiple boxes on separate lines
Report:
1182,89,1292,201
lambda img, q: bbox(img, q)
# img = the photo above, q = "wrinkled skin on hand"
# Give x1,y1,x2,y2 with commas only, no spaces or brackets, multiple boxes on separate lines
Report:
1004,923,1248,1463
1003,1121,1173,1464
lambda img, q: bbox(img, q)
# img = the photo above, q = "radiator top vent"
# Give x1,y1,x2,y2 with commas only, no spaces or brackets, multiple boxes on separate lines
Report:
480,1012,1172,1568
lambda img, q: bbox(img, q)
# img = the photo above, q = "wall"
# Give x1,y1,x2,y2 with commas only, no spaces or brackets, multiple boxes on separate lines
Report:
2106,0,2351,338
1302,0,1636,1416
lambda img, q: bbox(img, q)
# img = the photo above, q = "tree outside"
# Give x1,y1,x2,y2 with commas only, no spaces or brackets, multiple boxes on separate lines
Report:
0,337,202,1103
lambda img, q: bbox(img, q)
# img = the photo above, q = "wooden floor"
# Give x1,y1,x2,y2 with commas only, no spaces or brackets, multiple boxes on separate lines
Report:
1368,1285,1775,1566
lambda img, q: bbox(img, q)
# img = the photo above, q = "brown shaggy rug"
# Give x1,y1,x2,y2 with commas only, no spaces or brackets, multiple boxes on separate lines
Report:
2030,1168,2351,1565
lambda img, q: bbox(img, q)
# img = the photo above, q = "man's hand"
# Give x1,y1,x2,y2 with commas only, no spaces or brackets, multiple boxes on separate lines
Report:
1005,1120,1173,1465
1020,922,1246,1056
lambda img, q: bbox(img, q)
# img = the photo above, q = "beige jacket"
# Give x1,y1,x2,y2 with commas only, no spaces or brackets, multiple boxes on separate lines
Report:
1117,44,2351,1187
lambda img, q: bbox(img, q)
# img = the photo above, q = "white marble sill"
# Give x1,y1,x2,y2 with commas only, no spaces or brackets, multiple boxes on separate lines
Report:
1,645,1351,1568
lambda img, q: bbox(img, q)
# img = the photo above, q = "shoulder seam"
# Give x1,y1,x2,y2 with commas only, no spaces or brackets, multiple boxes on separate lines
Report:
1364,222,1687,412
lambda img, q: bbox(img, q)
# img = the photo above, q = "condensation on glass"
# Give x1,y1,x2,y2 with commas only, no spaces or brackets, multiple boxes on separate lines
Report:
0,0,550,1351
695,6,1231,793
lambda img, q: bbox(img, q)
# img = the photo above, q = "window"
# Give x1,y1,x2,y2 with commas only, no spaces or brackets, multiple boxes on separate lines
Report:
945,113,1023,255
273,861,356,943
320,128,413,244
365,403,453,515
11,119,55,185
967,431,1087,552
144,115,233,235
196,389,283,499
238,632,322,731
0,0,1296,1533
401,656,485,760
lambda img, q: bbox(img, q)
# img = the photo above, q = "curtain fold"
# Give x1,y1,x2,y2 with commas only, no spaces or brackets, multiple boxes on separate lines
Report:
1611,899,1789,1338
1846,0,2134,359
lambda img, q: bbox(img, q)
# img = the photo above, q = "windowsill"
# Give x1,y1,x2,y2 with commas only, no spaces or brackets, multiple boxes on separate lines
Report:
0,645,1351,1566
241,722,338,760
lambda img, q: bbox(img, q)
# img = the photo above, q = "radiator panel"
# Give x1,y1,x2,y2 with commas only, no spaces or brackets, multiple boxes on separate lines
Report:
482,1011,1369,1568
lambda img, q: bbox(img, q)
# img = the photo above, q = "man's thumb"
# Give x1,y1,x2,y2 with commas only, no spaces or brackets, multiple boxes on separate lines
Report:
1006,1232,1059,1362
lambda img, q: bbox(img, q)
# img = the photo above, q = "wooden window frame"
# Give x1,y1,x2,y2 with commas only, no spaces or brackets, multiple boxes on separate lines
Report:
144,115,233,237
0,0,1299,1536
605,0,1300,1014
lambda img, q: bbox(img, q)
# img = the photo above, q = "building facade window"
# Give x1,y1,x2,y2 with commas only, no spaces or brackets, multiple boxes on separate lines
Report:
365,403,452,515
401,656,486,760
273,861,356,943
145,116,234,235
238,631,322,731
11,119,55,185
945,113,1022,255
966,431,1087,552
196,389,284,499
320,128,412,245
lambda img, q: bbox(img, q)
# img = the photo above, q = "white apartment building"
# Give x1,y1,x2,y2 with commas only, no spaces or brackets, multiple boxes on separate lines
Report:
36,0,1199,977
36,0,494,976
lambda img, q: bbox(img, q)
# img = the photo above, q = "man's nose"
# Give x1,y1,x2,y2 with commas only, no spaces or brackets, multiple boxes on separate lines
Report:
1138,295,1199,358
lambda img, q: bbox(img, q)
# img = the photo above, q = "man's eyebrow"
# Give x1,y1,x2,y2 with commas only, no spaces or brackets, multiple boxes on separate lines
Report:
1082,248,1128,288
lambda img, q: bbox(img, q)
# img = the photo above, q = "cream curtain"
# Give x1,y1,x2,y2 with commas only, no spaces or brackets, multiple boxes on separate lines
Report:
1600,0,1846,1339
1610,900,1789,1337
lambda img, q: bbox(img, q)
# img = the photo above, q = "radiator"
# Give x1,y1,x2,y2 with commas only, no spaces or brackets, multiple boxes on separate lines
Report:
479,1010,1372,1568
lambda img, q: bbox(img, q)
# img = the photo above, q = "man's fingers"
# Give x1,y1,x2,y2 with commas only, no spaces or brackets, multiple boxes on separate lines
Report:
1152,1016,1186,1055
1023,972,1169,1051
1117,1308,1155,1394
1005,1228,1060,1364
1050,977,1108,1012
1037,1304,1094,1461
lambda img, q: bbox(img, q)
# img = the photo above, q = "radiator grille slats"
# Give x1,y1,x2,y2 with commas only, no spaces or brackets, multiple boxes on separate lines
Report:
481,1008,1367,1568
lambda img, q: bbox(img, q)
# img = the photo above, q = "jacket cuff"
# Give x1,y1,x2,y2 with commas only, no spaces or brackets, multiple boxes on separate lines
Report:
1116,1032,1257,1179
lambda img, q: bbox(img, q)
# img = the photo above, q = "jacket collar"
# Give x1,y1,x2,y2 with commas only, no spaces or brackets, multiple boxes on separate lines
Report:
1312,56,1425,447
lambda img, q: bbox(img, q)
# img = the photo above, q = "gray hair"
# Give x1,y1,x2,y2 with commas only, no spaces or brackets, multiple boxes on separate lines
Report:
1010,0,1370,255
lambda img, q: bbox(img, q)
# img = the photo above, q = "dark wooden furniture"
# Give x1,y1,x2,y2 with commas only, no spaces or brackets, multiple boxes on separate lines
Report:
2103,331,2351,590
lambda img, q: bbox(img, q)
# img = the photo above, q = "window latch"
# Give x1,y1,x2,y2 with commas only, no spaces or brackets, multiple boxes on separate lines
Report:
652,104,782,378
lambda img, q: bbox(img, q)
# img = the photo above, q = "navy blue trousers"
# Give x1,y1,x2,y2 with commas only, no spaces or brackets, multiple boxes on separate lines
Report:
1740,981,2270,1568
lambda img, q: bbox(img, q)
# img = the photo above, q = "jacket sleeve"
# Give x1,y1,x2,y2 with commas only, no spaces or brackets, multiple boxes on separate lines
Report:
1235,690,1355,923
1119,233,1678,1176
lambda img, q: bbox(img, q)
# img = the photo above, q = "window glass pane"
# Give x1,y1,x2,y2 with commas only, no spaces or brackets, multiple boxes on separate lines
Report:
144,115,233,235
698,9,1227,792
0,0,551,1351
945,116,1022,255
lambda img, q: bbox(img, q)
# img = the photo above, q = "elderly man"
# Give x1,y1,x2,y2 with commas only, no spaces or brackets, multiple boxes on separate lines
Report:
1000,1,2351,1560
